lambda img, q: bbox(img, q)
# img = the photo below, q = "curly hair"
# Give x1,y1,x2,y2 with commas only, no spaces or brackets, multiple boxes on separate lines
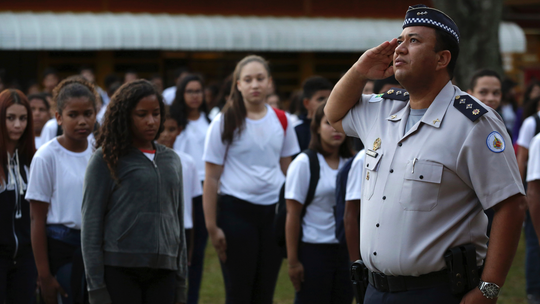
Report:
52,75,99,115
96,79,165,182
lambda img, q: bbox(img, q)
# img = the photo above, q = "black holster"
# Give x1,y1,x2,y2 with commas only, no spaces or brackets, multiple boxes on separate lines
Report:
444,243,481,295
351,260,369,303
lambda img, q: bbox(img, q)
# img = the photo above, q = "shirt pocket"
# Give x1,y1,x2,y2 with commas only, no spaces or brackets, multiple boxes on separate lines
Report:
399,159,443,211
363,152,383,200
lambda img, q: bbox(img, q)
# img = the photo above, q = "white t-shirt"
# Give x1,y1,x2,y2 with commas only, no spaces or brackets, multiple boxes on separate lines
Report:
173,114,210,182
25,138,93,229
517,111,540,149
203,105,300,205
285,152,344,244
35,135,48,150
176,151,203,229
40,118,58,144
163,86,176,106
346,150,365,201
527,133,540,182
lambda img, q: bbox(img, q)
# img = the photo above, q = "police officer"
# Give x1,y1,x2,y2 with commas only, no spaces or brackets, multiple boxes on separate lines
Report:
325,4,526,304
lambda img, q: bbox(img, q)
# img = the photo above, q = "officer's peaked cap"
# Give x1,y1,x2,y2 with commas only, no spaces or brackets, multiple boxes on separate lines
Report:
402,4,460,44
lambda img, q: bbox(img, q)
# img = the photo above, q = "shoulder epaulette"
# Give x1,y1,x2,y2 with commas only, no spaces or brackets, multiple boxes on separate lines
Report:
381,88,410,101
453,94,488,122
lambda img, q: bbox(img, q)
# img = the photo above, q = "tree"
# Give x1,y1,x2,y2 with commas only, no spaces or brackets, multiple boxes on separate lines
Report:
432,0,504,88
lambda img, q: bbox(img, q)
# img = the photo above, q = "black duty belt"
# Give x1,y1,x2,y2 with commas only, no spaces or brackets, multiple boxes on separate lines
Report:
368,269,449,293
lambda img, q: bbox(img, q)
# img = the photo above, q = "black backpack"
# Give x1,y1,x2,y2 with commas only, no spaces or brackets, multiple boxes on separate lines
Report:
334,151,360,244
274,149,320,254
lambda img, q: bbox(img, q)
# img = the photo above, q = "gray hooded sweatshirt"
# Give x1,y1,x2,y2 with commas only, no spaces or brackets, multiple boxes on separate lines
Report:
81,145,187,304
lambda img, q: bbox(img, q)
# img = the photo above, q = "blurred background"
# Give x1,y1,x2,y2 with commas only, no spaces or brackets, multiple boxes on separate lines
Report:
0,0,537,107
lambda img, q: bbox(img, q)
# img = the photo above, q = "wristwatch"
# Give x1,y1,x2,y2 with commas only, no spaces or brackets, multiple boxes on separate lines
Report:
478,279,500,299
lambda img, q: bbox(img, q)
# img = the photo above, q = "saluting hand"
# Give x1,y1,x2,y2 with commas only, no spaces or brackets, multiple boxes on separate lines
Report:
353,39,398,80
209,227,227,262
288,262,304,292
460,287,497,304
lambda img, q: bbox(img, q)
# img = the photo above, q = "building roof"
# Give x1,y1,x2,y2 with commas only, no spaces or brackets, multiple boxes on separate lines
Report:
0,12,526,53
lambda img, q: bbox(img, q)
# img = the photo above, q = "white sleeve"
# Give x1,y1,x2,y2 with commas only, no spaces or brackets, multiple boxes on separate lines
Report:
528,135,540,182
25,154,54,203
341,94,374,140
346,150,365,201
190,160,203,197
202,115,228,165
280,114,301,157
517,116,537,149
284,153,310,204
40,119,58,144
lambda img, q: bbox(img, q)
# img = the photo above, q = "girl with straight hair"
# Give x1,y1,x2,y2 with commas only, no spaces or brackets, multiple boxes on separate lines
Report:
170,74,210,304
0,89,37,304
203,55,300,304
26,76,98,304
285,102,354,304
81,80,187,304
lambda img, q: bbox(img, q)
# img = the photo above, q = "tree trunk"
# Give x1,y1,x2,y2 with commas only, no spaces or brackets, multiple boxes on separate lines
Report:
431,0,504,89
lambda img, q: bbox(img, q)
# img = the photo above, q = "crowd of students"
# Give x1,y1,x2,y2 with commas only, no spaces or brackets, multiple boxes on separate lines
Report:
0,52,537,304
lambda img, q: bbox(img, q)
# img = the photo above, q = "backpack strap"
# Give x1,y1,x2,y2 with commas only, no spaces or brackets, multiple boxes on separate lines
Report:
272,107,288,134
300,148,320,217
534,113,540,136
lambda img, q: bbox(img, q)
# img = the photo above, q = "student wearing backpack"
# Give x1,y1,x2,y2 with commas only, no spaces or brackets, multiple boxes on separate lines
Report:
285,102,354,304
203,55,300,304
343,150,365,262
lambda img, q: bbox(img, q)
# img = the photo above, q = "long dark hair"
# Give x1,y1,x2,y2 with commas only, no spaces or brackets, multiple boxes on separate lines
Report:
0,89,36,181
96,80,165,182
170,75,209,130
221,55,271,144
308,102,353,158
523,80,540,119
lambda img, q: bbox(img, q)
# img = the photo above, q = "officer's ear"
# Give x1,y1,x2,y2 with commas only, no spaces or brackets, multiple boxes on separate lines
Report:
435,50,451,72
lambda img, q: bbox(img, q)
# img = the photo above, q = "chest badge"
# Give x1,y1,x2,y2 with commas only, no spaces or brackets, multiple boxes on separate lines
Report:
366,171,370,180
373,138,382,151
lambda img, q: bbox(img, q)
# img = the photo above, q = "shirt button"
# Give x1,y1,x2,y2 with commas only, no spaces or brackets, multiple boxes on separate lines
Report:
390,169,394,173
373,252,377,256
383,196,386,200
376,223,380,227
420,175,424,179
367,163,370,168
398,143,403,147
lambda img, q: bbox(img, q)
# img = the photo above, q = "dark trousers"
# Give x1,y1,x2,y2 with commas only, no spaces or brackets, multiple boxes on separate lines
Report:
104,266,177,304
217,195,283,304
525,211,540,295
294,242,353,304
188,196,207,304
364,283,462,304
0,252,37,304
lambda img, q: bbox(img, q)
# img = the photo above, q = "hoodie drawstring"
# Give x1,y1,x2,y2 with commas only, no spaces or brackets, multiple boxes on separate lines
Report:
8,150,24,219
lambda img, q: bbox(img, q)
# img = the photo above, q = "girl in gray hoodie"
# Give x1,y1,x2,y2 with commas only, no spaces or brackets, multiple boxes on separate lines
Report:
81,80,187,304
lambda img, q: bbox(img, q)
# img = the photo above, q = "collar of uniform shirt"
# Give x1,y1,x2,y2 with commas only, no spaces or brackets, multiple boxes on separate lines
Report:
386,81,455,129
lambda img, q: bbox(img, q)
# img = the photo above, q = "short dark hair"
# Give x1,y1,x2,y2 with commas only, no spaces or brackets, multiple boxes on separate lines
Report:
104,74,120,89
434,29,459,79
308,102,353,158
302,76,333,100
374,75,400,94
469,69,501,91
27,93,50,110
43,67,58,78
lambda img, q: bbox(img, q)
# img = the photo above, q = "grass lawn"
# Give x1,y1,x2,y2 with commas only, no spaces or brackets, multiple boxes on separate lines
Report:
198,233,528,304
